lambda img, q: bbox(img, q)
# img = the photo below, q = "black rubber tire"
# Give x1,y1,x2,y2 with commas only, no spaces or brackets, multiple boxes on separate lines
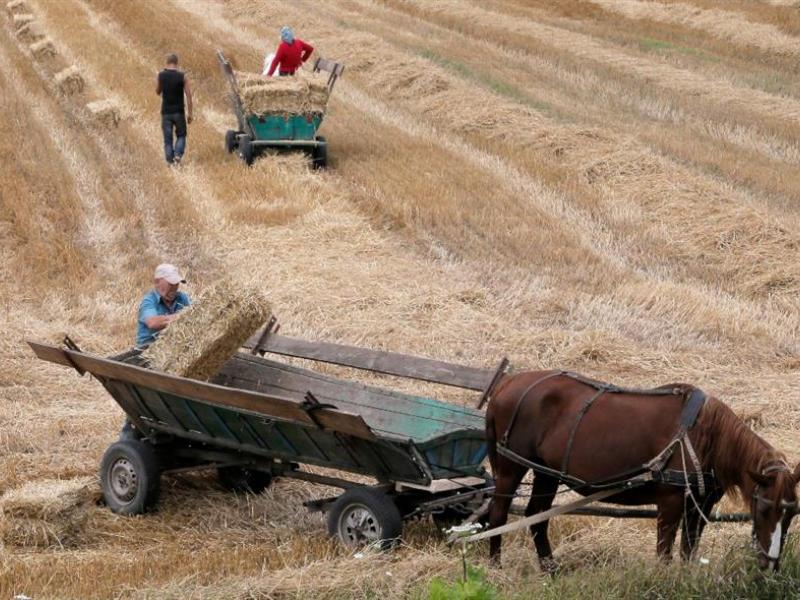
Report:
311,135,328,169
100,440,160,515
327,487,402,550
225,129,238,154
239,135,254,166
217,466,272,494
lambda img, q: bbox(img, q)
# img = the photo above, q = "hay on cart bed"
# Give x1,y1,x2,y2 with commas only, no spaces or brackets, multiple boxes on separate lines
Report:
237,69,330,115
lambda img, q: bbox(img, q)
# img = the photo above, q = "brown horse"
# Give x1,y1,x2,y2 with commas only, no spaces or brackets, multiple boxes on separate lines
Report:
485,370,800,571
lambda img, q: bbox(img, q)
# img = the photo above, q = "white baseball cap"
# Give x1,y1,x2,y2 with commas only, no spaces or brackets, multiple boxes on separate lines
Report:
154,263,186,285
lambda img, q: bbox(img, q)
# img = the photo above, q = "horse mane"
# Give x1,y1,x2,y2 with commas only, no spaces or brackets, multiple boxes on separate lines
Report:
700,397,785,501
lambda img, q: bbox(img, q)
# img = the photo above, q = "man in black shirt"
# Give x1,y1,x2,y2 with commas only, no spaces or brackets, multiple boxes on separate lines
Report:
156,53,193,165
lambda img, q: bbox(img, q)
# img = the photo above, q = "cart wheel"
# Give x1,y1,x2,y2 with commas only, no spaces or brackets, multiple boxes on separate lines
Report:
311,135,327,170
100,440,160,515
217,466,272,494
225,129,238,154
239,135,254,166
327,487,402,550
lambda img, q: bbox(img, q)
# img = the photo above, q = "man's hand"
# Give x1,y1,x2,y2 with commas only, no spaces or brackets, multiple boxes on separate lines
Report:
187,114,193,124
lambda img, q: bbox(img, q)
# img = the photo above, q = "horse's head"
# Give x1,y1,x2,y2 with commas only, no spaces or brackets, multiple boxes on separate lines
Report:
748,462,799,571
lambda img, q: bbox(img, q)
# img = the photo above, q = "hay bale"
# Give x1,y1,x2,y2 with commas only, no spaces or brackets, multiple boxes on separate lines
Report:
0,477,99,548
55,65,85,96
16,20,44,43
29,37,55,60
11,11,32,26
86,99,121,127
5,0,26,15
237,69,330,115
143,278,271,381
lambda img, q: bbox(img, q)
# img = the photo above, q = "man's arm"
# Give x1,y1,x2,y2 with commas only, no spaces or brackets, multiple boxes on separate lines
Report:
184,77,193,124
155,72,162,95
144,313,178,331
299,40,314,63
267,45,283,76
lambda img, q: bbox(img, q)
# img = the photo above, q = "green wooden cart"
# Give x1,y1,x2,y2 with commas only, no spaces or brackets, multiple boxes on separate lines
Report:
29,322,509,548
217,50,343,168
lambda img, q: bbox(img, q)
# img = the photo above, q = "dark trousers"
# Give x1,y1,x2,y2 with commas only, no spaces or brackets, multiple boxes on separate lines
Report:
161,112,187,163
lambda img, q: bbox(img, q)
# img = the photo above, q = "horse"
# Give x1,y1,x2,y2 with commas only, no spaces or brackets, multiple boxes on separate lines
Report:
485,370,800,572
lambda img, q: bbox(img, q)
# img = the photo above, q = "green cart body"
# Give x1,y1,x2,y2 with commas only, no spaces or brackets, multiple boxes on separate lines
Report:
29,326,510,548
217,49,344,167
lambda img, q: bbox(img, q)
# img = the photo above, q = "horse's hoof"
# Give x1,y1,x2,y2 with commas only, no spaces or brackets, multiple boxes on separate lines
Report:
539,556,559,575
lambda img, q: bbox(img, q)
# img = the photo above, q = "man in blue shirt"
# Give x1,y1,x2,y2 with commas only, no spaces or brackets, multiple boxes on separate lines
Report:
136,263,192,348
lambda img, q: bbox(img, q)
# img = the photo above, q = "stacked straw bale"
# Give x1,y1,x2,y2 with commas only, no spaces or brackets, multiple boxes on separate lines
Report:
0,477,99,548
10,11,31,26
5,0,26,15
16,20,43,43
143,278,271,381
29,37,56,60
55,65,85,95
87,99,121,127
237,69,330,115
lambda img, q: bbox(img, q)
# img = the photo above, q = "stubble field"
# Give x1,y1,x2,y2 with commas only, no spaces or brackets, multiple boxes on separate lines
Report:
1,1,800,598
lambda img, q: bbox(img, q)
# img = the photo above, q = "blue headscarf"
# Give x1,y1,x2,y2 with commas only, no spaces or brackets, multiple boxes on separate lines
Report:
280,26,295,45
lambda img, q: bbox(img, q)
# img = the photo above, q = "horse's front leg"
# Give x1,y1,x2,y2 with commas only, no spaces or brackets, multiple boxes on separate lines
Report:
525,474,559,574
680,489,722,560
488,460,527,565
656,492,684,560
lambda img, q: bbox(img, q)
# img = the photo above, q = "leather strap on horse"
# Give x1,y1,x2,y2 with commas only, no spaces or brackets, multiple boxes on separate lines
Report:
498,372,711,495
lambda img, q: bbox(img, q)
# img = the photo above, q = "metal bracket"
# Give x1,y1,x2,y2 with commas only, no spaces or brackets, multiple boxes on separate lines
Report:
251,315,279,355
300,391,337,429
62,335,86,376
476,357,509,410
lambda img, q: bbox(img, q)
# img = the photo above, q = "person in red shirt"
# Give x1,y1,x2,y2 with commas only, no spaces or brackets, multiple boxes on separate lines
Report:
267,26,314,77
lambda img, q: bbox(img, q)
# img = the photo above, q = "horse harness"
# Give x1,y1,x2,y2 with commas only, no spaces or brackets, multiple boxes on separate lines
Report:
497,370,717,496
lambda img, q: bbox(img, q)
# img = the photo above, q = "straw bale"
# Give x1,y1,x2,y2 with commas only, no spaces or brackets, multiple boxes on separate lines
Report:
5,0,26,15
15,19,43,43
11,11,31,26
55,65,85,95
86,99,121,128
143,278,271,381
0,477,99,548
237,69,330,115
29,37,55,60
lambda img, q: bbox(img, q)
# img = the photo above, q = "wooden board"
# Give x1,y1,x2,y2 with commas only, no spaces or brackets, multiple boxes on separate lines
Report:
27,341,377,441
243,331,496,391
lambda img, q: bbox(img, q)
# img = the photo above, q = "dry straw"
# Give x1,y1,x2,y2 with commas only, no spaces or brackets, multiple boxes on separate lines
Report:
54,65,85,95
5,0,25,15
86,99,121,127
237,69,330,115
29,37,55,60
0,476,99,548
143,278,272,381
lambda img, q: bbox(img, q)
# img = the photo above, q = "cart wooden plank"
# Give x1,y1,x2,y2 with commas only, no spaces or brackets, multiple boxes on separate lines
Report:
27,341,377,441
243,331,495,392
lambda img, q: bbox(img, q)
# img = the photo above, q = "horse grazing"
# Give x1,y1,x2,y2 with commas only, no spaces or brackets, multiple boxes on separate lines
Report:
485,370,800,571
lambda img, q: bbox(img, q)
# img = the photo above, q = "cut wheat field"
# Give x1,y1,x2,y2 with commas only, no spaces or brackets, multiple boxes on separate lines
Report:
2,0,800,597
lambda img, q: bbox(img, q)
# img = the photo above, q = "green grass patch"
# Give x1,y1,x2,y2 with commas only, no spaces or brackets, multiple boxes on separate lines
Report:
415,47,550,113
637,37,720,63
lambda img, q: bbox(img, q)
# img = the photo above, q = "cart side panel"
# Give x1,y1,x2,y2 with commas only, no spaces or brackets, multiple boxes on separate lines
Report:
418,431,488,479
105,379,428,483
216,355,485,442
247,113,321,141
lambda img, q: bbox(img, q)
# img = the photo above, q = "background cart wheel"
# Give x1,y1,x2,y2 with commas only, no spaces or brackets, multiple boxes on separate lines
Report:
217,466,272,494
239,134,254,166
327,487,402,550
100,440,160,515
225,129,238,153
311,135,328,170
